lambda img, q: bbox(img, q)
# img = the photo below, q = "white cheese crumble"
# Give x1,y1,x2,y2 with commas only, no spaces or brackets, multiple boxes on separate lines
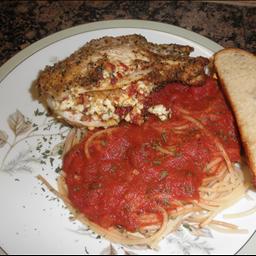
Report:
59,97,75,110
137,81,153,96
135,102,144,113
124,103,144,123
86,98,119,122
57,95,85,113
73,104,84,112
148,105,171,121
119,95,139,107
124,113,131,122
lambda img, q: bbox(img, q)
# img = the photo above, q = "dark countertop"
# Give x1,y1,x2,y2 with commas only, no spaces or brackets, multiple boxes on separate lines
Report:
0,0,255,67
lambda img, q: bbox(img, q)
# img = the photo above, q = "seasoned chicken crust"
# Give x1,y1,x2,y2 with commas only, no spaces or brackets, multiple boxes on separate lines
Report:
37,34,209,128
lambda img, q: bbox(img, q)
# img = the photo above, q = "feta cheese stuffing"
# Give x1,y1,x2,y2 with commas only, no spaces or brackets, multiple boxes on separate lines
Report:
148,105,171,121
86,98,119,122
137,81,153,96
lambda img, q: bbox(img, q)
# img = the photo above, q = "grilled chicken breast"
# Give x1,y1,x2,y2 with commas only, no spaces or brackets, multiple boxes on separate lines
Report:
37,34,209,128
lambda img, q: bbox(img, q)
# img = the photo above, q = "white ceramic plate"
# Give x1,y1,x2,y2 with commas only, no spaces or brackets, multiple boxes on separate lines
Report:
0,20,255,255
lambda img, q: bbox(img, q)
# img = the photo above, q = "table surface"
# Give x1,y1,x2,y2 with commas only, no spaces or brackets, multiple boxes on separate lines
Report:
0,0,256,67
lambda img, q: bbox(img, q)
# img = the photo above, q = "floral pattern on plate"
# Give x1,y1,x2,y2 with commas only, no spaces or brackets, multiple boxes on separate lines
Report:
0,109,68,174
0,108,215,255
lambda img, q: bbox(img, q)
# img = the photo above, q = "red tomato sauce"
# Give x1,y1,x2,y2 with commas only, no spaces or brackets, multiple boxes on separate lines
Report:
63,78,241,232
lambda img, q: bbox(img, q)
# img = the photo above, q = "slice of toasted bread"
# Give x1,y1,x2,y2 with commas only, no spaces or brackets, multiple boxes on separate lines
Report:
214,48,256,185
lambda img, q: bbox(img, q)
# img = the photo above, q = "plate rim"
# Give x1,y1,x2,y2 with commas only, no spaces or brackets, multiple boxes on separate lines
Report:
0,247,7,255
0,19,223,83
0,19,254,255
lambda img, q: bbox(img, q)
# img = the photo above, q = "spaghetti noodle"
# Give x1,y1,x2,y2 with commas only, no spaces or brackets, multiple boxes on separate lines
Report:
38,78,252,248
